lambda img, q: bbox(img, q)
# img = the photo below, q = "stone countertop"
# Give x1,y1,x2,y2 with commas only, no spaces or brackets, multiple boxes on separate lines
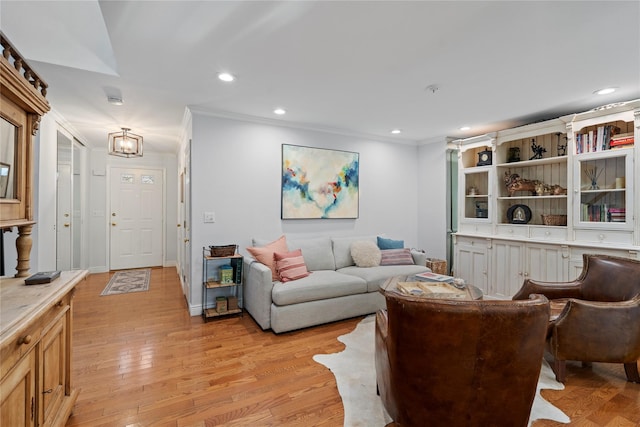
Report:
0,270,88,341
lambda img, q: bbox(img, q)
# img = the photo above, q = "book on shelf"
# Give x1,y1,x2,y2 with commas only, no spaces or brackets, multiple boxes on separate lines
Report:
575,125,622,154
609,137,634,147
414,271,455,283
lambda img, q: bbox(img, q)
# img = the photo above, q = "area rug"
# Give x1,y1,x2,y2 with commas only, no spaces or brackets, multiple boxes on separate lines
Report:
100,269,151,296
313,315,570,427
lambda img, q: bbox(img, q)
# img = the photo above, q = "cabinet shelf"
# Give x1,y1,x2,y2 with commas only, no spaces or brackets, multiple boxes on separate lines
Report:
205,280,238,289
497,195,567,200
204,308,242,318
496,156,567,168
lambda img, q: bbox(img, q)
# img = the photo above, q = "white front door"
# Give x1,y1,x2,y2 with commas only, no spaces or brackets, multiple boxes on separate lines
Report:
110,167,164,270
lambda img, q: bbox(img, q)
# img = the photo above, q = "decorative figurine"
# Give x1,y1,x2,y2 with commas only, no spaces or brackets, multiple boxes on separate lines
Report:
507,147,521,163
556,133,567,156
530,138,546,160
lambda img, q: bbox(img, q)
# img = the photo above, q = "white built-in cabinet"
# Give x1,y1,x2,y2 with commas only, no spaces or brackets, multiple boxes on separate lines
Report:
453,100,639,297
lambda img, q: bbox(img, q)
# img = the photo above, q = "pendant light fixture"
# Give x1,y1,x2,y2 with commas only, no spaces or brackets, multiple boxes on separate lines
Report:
108,127,143,157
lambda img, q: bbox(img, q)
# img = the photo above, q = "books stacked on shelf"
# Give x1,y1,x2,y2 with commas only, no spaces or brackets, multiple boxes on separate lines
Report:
581,203,609,222
610,132,634,150
575,125,621,154
608,208,626,222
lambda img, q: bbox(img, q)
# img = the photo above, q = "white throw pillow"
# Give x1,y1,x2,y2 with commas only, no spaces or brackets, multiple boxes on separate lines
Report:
350,241,382,268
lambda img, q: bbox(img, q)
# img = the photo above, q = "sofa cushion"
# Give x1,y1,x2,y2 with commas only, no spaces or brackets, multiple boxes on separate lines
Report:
377,236,404,249
332,235,377,269
272,270,367,305
350,241,381,267
247,235,288,281
380,248,415,265
286,236,336,271
274,249,310,282
339,264,431,292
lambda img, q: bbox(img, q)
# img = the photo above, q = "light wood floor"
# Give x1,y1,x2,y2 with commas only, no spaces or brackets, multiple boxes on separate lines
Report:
67,267,639,426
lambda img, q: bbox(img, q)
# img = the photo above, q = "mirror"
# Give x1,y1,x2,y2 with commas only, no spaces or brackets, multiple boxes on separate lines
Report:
0,117,17,199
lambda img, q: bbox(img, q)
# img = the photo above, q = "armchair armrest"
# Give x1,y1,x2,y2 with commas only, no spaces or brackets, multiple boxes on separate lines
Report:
512,278,583,301
550,296,640,362
243,258,275,330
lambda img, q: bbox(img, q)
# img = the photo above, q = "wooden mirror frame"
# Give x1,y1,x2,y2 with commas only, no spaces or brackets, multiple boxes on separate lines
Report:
0,32,50,277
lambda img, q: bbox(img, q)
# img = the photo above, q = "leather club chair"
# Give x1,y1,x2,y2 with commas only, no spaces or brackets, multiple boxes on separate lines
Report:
375,290,549,427
513,253,640,383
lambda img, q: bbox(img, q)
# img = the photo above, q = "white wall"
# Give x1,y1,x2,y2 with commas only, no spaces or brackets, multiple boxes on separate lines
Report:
417,141,448,260
186,111,442,311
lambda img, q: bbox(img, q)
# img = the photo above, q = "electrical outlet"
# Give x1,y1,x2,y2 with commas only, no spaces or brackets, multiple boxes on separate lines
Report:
203,211,215,223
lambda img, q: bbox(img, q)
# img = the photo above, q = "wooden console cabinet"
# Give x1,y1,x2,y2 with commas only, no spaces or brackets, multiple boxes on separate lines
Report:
1,270,87,426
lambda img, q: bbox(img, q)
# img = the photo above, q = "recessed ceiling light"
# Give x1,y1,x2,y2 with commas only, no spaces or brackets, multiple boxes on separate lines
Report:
274,108,286,115
594,87,616,95
459,126,471,131
390,129,402,134
217,72,235,82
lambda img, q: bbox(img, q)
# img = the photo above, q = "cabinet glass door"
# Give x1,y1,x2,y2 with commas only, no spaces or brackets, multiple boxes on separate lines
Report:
462,170,489,221
574,149,632,228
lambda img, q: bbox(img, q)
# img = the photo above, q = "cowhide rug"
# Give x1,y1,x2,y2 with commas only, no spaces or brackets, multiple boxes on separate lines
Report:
313,315,570,427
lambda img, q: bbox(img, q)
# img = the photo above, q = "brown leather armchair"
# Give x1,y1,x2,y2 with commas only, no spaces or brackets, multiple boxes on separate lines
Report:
513,254,640,383
375,291,549,427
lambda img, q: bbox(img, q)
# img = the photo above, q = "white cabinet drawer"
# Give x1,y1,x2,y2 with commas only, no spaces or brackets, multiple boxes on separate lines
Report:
458,222,492,235
529,226,567,242
574,229,633,245
495,224,529,238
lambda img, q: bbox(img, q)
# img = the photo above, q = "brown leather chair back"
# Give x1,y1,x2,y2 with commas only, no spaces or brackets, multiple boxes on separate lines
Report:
375,293,549,427
579,254,640,301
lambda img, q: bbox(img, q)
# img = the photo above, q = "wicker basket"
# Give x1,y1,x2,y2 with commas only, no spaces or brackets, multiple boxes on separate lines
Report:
209,244,237,257
540,214,567,226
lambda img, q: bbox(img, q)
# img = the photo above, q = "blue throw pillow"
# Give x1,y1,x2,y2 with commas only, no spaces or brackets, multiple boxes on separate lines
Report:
377,236,404,250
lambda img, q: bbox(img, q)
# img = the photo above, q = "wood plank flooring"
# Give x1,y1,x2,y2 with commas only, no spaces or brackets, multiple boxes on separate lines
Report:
67,267,639,426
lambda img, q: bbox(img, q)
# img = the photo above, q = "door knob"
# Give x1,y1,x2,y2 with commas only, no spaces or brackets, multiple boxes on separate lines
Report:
112,213,116,216
184,238,190,243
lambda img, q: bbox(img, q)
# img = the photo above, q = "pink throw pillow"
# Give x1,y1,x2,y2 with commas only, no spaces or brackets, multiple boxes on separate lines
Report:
274,249,310,282
380,248,415,266
247,235,288,281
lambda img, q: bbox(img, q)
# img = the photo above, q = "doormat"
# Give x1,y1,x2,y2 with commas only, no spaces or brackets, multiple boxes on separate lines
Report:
100,269,151,296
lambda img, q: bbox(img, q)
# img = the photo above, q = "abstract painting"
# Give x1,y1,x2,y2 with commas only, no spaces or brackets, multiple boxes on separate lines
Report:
282,144,359,219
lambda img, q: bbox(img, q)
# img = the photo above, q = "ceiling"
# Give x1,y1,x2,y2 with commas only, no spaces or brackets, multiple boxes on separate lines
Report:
2,1,639,154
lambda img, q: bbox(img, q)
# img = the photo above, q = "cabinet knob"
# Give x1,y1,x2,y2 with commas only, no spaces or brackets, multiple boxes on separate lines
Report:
599,234,605,241
524,272,529,277
56,300,63,307
42,389,53,394
19,335,32,345
64,223,70,227
112,222,117,226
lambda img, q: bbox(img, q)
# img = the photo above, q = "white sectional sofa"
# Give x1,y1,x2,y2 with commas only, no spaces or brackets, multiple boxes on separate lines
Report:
243,235,430,333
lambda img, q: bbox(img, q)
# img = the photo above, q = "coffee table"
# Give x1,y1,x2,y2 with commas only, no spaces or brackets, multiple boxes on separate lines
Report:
381,275,483,300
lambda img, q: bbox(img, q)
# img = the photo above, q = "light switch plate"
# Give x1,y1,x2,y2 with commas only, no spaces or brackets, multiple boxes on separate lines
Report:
203,212,215,223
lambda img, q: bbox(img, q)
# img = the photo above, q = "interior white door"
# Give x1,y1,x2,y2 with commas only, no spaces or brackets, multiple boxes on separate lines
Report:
110,167,163,270
181,140,191,299
56,163,72,270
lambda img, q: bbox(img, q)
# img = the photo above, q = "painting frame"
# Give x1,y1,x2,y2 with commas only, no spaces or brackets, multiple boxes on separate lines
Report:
281,144,359,219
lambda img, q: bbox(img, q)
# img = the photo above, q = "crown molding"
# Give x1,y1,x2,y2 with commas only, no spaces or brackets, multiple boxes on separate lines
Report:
187,106,420,146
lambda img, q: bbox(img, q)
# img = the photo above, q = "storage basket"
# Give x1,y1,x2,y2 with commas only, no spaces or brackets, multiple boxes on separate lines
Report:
540,214,567,226
209,244,237,257
426,258,448,275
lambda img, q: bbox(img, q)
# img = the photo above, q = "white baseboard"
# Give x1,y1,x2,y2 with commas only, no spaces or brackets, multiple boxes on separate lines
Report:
189,304,202,317
88,266,109,274
163,260,177,268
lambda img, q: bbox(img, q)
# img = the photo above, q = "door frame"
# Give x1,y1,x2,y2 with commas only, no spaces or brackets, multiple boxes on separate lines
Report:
107,165,166,270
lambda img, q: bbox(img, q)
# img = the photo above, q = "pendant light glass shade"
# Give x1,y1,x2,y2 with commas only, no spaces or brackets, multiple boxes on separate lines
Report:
108,127,143,157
